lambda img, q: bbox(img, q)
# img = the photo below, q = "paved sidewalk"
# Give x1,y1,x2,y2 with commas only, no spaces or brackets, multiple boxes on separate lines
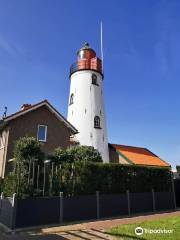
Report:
41,210,180,233
0,210,179,240
0,229,113,240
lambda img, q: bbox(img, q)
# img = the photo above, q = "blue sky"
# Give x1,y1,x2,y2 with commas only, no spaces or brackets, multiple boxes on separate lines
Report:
0,0,180,168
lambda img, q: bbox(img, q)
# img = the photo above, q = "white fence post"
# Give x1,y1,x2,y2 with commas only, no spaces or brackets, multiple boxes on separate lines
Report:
0,192,3,199
0,192,3,215
11,193,17,230
171,172,177,209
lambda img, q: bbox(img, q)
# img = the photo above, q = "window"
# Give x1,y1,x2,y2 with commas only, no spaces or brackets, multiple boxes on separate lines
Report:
37,125,47,142
92,74,98,85
94,116,101,128
69,93,74,105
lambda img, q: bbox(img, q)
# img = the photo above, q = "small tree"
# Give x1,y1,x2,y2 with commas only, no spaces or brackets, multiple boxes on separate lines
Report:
3,168,32,197
50,146,103,195
3,137,44,197
67,145,103,163
51,145,103,164
14,136,44,164
50,148,73,165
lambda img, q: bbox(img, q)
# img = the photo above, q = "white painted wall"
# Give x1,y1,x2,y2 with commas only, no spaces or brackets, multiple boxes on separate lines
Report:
0,129,9,178
67,70,109,162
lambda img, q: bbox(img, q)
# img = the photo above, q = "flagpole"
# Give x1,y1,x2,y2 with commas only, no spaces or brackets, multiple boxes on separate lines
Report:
100,21,104,74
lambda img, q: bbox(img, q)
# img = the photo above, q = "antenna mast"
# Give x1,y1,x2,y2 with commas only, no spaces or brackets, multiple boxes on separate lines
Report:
100,21,104,74
2,107,7,119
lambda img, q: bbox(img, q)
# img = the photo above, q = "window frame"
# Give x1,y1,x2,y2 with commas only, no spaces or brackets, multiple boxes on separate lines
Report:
91,74,99,86
37,125,47,142
69,93,74,105
94,116,101,129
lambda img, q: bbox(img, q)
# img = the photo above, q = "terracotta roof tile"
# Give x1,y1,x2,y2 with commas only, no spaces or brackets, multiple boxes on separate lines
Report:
110,144,170,167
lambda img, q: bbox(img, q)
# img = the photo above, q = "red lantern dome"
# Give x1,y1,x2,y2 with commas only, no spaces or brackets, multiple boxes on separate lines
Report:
70,43,103,77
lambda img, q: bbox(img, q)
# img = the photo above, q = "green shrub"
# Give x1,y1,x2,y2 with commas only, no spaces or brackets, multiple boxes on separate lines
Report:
3,162,171,197
66,146,103,163
50,148,73,164
51,162,172,196
2,137,45,197
51,145,103,164
14,136,44,164
3,170,31,197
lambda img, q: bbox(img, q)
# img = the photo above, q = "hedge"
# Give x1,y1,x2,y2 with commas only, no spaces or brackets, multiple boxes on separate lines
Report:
2,162,172,197
52,163,172,196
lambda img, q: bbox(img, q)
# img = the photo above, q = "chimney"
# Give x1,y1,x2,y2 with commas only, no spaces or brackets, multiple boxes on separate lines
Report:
20,104,32,111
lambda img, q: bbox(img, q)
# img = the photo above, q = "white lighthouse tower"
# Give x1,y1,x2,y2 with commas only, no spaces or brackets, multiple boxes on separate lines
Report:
67,43,109,162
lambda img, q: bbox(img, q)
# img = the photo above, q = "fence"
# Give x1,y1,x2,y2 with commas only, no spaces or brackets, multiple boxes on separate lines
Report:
0,190,176,229
0,193,16,229
174,179,180,207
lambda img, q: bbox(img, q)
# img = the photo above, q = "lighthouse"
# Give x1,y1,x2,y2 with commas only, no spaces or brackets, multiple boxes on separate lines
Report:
67,43,109,162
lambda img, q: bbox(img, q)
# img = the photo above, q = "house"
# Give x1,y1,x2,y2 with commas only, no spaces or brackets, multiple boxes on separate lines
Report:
109,143,170,168
0,97,171,178
0,100,77,178
172,169,180,179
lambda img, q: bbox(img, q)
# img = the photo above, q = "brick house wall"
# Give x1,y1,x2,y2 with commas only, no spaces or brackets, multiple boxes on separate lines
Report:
108,144,130,164
3,105,73,175
108,144,119,163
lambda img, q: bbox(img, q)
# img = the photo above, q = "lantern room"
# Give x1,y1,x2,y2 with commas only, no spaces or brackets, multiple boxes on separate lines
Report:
70,42,103,77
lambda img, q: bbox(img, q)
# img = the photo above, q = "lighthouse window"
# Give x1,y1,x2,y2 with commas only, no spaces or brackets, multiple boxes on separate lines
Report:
94,116,101,128
69,93,74,105
92,74,98,85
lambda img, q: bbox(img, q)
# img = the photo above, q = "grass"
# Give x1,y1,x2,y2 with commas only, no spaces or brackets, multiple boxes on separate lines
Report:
108,216,180,240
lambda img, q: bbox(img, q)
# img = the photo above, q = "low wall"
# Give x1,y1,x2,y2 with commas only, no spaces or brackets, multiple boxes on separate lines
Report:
0,196,14,228
0,191,176,229
15,197,60,228
174,179,180,207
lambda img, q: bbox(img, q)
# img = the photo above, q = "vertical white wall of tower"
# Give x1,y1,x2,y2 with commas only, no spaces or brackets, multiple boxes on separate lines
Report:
67,70,109,162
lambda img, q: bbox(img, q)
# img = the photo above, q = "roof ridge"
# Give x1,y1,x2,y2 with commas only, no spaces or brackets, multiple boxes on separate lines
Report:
3,99,48,120
109,143,147,150
109,143,170,167
1,99,77,134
